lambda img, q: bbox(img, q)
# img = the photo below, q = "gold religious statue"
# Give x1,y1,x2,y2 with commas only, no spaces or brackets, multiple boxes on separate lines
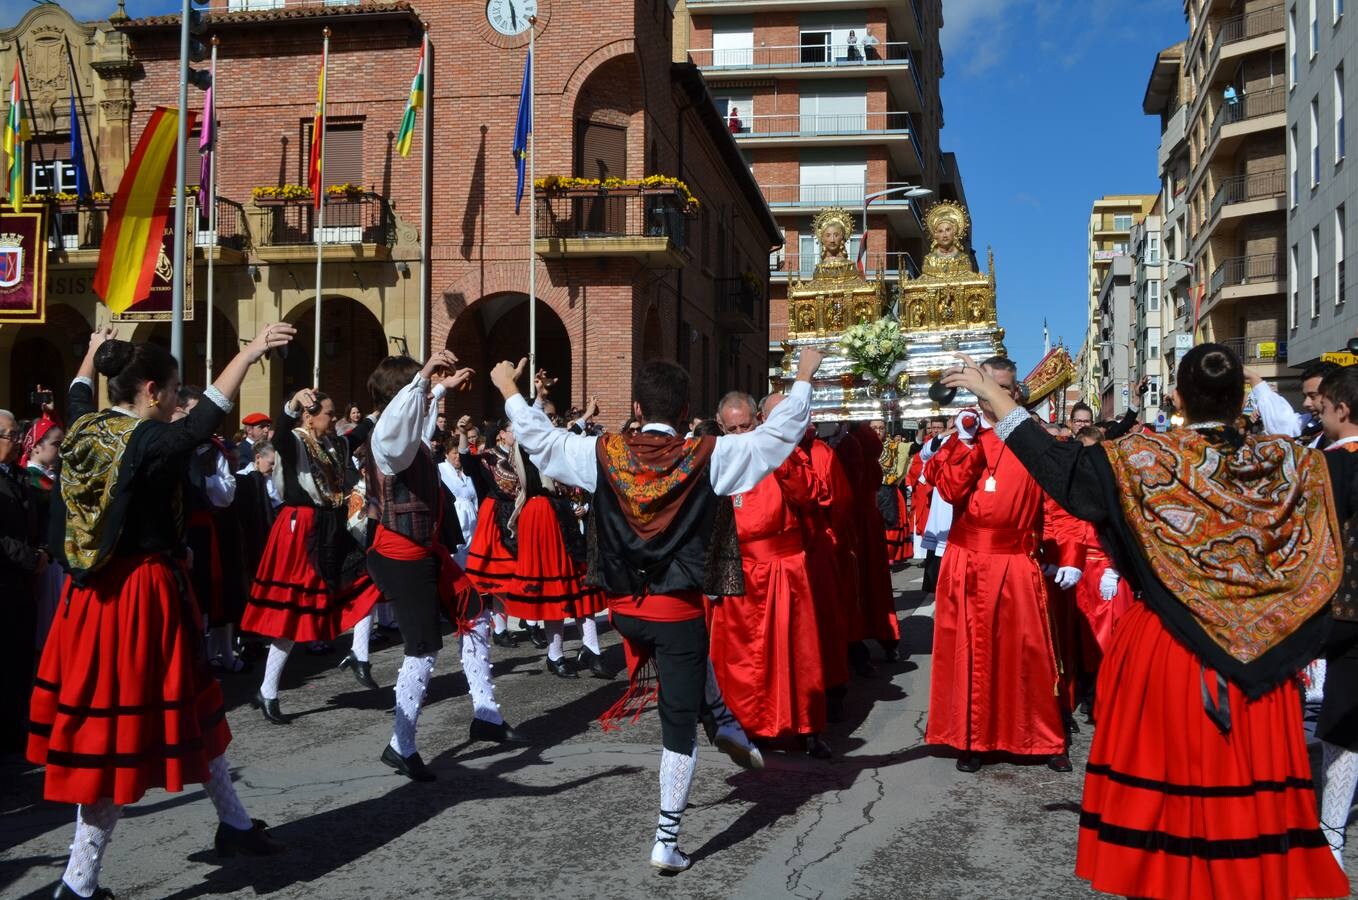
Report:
921,200,973,278
900,201,997,333
810,208,858,279
785,207,886,338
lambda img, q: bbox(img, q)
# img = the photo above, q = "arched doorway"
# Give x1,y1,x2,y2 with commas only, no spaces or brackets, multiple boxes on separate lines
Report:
447,292,571,422
285,296,388,412
6,305,91,418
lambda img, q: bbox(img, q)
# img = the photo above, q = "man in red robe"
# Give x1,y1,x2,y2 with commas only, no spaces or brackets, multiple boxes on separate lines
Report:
711,393,830,757
839,426,900,670
801,425,857,719
925,356,1069,773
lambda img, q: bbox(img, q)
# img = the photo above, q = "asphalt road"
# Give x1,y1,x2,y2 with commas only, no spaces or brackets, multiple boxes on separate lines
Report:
3,567,1352,899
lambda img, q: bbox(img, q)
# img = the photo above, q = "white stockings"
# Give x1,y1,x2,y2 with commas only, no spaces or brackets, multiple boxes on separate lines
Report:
460,610,504,725
61,800,122,897
1322,741,1358,870
351,613,374,663
260,639,294,700
390,653,437,758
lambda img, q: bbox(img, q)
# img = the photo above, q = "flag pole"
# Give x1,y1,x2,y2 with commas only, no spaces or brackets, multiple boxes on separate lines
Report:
527,18,536,385
418,23,430,360
313,27,330,389
62,35,103,194
171,0,191,366
205,36,218,382
16,44,59,241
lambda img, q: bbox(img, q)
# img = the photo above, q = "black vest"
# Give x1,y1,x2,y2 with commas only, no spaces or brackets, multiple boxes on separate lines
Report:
364,445,440,547
585,457,742,598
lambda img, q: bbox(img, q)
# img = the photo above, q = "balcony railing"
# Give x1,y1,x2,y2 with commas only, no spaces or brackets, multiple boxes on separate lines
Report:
195,198,249,252
1208,253,1284,296
691,41,913,70
770,249,918,280
715,278,760,333
1218,335,1287,362
48,197,248,252
1211,3,1284,69
760,182,924,221
1209,169,1286,218
905,45,924,102
1210,85,1285,142
262,193,393,247
729,111,914,138
534,189,689,247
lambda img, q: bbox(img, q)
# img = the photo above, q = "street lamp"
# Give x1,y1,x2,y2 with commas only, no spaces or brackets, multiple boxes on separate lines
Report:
862,184,932,271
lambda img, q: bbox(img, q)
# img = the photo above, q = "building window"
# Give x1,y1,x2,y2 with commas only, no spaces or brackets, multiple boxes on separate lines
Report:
1312,0,1320,57
1290,5,1299,87
1148,280,1161,312
711,22,754,67
1290,125,1300,204
1340,0,1347,22
1113,213,1133,230
1312,226,1322,318
1339,204,1348,304
29,159,80,250
1312,98,1322,187
1337,65,1346,162
1147,233,1161,264
228,0,281,9
1291,243,1300,328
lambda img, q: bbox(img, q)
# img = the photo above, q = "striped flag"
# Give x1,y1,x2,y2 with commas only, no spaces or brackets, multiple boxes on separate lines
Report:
198,84,213,208
307,55,326,211
93,107,194,314
396,42,424,158
3,62,29,214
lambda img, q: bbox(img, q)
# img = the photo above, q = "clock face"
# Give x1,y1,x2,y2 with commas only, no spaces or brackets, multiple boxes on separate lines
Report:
486,0,538,36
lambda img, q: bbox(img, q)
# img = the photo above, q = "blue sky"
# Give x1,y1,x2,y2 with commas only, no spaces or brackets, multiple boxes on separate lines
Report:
938,0,1187,372
6,0,1189,374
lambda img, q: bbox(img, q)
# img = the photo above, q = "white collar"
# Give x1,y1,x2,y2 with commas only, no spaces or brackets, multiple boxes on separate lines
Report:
1328,434,1358,450
110,406,139,418
641,423,677,437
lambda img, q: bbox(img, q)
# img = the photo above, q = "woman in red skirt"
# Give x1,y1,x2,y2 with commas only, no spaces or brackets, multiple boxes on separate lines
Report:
30,324,294,899
945,343,1352,900
240,387,373,723
462,419,529,646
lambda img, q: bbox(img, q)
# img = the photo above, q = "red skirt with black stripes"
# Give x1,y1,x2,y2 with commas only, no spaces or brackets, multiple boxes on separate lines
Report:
1075,602,1348,900
28,554,232,806
463,497,518,595
241,504,340,643
503,496,606,621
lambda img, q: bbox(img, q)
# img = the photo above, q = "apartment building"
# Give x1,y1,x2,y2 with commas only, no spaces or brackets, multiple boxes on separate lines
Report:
1096,254,1136,418
1080,194,1157,404
675,0,965,350
1179,0,1293,392
1286,0,1355,365
1129,211,1173,423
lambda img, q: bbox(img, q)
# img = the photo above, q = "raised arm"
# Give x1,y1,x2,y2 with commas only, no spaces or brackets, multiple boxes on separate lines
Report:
371,354,473,477
1246,371,1303,437
494,359,599,492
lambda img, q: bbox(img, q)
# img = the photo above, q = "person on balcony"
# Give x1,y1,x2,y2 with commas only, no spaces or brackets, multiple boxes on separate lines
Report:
727,107,743,134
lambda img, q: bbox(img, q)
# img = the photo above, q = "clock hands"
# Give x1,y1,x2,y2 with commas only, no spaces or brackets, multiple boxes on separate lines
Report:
508,0,519,29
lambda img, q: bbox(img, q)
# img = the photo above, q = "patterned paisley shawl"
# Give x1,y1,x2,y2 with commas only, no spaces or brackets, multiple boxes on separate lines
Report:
595,431,716,540
1104,429,1342,664
61,411,147,577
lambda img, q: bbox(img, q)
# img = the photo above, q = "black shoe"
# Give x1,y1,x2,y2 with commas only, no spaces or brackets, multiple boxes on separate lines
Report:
955,754,982,773
469,717,526,744
214,818,284,857
380,744,436,781
529,625,549,650
1063,714,1080,736
53,883,115,899
803,735,833,759
1048,754,1073,773
545,656,579,678
576,646,614,679
880,639,900,663
339,652,379,689
251,690,290,725
491,629,517,649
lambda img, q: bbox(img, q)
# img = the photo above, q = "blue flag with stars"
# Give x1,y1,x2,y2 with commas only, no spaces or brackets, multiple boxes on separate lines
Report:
69,96,90,198
512,51,532,215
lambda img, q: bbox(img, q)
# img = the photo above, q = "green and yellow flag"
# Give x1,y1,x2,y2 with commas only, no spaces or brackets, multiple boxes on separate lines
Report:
3,62,30,214
396,42,425,158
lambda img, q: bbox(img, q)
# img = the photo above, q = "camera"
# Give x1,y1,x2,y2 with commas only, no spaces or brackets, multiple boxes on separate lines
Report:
29,390,52,406
1138,381,1150,396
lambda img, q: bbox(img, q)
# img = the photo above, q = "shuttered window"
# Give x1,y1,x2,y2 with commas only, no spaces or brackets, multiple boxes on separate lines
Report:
303,121,364,189
575,121,626,180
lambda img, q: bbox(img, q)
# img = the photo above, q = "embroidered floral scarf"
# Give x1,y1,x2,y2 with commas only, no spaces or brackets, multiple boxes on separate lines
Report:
1104,429,1341,663
595,432,716,540
61,411,146,576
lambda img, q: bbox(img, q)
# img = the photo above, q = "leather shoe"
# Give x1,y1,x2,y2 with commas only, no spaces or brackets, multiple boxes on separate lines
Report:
529,624,549,650
469,717,526,744
380,744,436,781
955,754,982,773
339,652,379,690
1063,714,1080,736
546,656,579,678
576,646,614,679
214,818,284,857
491,629,517,649
803,735,833,759
53,883,114,899
1048,754,1073,773
251,690,289,725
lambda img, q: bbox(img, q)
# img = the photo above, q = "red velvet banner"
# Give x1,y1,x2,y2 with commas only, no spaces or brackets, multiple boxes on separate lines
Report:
0,206,47,324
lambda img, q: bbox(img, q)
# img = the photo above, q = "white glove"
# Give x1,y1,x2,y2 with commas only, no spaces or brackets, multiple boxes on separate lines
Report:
1054,566,1082,590
1099,568,1120,601
954,410,980,441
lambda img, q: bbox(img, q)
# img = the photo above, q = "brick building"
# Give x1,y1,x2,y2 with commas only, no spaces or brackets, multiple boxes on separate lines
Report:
0,0,779,425
672,0,966,361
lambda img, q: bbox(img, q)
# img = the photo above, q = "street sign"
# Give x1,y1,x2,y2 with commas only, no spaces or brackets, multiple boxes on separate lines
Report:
1175,334,1193,350
1323,351,1358,366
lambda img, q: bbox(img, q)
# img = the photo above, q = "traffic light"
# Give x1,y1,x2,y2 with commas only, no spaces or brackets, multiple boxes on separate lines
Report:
186,0,211,84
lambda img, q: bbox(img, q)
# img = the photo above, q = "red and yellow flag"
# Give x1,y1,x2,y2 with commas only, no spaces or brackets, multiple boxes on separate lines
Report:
307,58,326,211
94,107,194,314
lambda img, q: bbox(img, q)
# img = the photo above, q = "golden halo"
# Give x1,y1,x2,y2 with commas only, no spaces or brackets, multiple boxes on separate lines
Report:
811,207,857,242
924,201,969,243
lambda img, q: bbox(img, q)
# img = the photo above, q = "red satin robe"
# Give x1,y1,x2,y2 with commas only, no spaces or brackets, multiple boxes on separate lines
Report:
925,428,1066,756
1042,494,1086,713
800,435,853,689
708,454,827,739
847,428,900,642
907,451,933,550
1071,519,1133,677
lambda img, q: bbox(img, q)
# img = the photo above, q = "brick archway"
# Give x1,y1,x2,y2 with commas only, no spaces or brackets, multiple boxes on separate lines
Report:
446,292,571,423
283,295,388,411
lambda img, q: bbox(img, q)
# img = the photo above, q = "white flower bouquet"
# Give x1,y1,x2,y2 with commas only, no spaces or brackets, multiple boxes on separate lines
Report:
840,317,907,385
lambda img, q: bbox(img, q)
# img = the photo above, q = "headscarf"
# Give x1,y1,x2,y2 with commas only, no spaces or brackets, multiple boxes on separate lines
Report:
20,416,59,470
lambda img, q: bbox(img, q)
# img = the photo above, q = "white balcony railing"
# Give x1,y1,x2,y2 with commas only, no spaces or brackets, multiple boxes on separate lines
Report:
728,110,914,138
691,41,913,71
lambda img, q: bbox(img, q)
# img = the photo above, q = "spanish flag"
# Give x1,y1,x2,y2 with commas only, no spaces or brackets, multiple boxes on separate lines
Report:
395,42,424,158
3,62,29,214
308,55,326,211
94,107,194,314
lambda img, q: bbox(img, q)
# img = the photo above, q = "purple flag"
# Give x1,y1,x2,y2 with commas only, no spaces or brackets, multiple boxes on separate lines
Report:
197,86,213,209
